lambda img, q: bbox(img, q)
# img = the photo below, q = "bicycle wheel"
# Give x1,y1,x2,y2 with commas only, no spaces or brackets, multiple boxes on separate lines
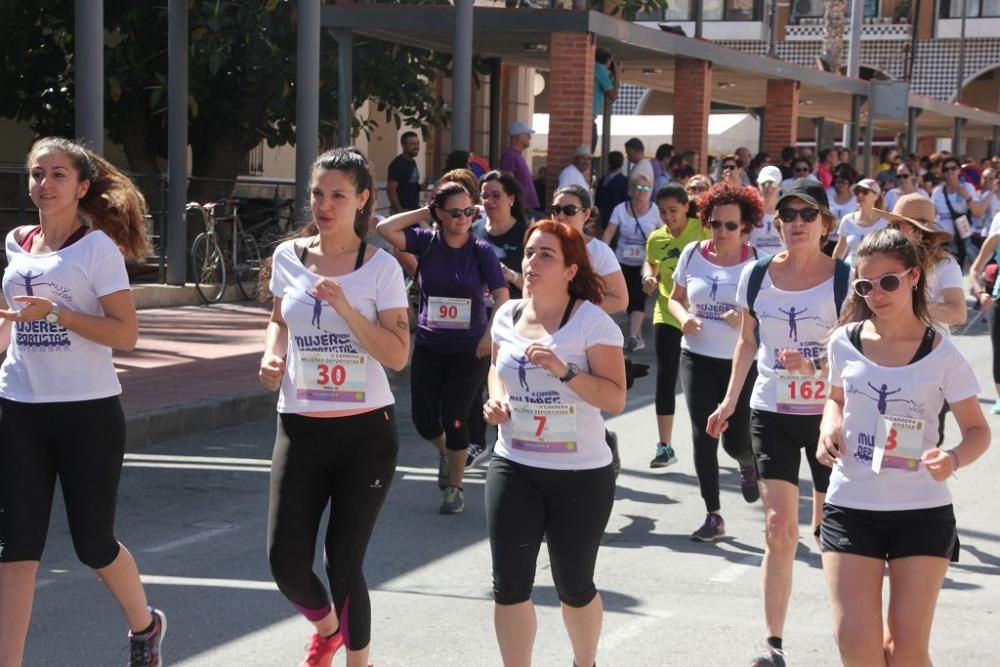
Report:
191,233,227,303
234,233,262,301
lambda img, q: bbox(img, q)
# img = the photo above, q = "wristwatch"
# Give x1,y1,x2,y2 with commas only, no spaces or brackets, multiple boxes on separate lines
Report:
45,302,60,325
559,362,580,383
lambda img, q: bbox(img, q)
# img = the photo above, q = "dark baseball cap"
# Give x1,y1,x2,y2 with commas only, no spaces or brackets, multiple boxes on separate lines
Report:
776,178,831,213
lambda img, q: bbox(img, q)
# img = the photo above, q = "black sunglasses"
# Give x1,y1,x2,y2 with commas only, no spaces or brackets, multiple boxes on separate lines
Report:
944,165,961,172
443,206,476,218
897,173,911,179
776,207,821,223
794,167,811,173
709,220,741,231
852,269,912,297
549,204,582,217
722,163,737,171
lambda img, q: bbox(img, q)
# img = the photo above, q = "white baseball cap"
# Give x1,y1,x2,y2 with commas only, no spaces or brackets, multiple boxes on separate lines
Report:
756,165,783,186
509,120,535,136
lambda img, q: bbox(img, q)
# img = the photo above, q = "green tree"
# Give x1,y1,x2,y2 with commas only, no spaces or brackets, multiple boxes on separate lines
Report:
0,0,448,203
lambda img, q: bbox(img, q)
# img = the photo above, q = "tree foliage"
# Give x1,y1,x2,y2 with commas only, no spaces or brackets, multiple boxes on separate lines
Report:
0,1,448,201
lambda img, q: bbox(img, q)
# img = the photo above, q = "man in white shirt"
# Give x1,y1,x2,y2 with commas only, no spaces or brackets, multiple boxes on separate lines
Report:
558,144,592,191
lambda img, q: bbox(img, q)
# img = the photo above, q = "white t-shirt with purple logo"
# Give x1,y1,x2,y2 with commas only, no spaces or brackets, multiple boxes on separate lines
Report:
491,299,623,470
736,264,840,415
269,240,408,414
826,325,979,511
673,242,756,359
0,229,130,402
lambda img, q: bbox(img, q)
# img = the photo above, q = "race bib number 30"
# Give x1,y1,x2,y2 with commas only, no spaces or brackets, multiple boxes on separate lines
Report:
775,372,827,415
872,415,924,474
296,351,367,403
427,296,472,330
511,403,578,454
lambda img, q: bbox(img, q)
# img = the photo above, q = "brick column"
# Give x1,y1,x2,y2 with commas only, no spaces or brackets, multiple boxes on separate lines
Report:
673,58,712,175
762,79,800,159
546,32,594,204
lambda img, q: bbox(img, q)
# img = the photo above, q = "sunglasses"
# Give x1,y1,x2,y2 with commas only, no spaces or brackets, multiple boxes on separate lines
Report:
549,204,582,217
722,164,737,171
633,184,653,192
897,173,911,179
835,178,850,185
709,220,741,231
794,167,811,173
776,207,821,223
443,206,476,218
944,165,961,172
687,185,708,193
852,269,912,298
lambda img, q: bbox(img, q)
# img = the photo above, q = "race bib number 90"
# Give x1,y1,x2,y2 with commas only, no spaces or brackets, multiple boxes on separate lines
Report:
872,415,924,473
510,402,578,454
776,372,827,415
426,296,472,330
296,351,367,403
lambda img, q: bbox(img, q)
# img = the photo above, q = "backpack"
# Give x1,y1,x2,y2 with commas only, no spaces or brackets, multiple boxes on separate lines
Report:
746,255,850,338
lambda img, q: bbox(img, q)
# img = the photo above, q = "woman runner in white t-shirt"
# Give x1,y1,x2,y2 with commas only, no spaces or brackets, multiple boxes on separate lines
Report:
259,148,410,667
0,137,163,666
484,220,626,667
817,228,989,666
668,182,762,542
833,178,889,265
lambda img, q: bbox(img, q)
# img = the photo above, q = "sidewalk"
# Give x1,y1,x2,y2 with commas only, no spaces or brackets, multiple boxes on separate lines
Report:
116,303,273,449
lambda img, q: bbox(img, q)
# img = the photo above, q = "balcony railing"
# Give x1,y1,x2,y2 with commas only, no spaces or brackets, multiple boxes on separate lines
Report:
784,21,912,41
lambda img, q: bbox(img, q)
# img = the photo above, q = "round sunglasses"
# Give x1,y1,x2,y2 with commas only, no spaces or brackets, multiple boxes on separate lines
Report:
708,220,741,231
852,269,912,297
549,204,583,217
443,206,476,219
776,207,821,223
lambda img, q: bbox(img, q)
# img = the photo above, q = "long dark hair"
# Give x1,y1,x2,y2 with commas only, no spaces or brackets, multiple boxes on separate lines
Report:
258,147,374,297
836,228,932,328
523,220,605,304
481,170,526,225
28,137,151,260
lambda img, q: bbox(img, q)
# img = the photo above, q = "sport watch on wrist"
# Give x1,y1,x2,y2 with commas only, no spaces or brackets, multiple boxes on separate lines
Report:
44,302,60,325
559,362,580,383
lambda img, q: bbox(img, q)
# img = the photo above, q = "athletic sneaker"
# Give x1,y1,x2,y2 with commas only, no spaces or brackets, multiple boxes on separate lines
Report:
992,398,1000,414
128,607,166,667
298,630,344,667
606,430,621,480
624,335,645,352
739,464,760,503
466,443,484,468
437,454,449,490
750,644,786,667
440,485,465,514
692,513,726,542
649,442,677,469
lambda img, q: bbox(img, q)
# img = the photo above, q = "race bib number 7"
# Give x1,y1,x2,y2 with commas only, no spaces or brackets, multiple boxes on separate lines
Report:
872,415,924,473
511,402,578,453
776,372,827,415
296,351,367,403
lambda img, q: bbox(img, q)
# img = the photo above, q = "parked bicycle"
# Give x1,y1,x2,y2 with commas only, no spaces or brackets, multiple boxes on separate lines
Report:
187,199,262,303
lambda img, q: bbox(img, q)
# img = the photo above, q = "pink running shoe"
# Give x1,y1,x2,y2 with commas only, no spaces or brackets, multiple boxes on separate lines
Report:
299,631,344,667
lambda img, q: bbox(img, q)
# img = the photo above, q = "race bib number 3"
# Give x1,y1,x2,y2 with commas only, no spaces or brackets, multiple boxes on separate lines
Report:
511,403,578,454
775,372,827,415
427,296,472,330
622,241,644,261
296,351,367,403
872,415,924,474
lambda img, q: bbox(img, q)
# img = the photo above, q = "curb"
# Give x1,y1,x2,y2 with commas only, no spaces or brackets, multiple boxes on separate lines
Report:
125,390,276,451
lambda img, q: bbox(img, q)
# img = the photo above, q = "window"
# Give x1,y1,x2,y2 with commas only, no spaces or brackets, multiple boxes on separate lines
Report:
635,0,762,22
941,0,1000,17
791,0,878,21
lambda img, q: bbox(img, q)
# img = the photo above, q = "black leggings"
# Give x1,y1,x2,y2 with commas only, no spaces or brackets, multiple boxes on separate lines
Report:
267,407,398,650
620,263,647,314
486,456,615,607
680,351,756,513
654,323,683,416
0,396,125,567
410,345,490,451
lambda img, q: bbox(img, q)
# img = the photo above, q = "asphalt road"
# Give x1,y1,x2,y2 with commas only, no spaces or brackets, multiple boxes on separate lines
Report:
20,315,1000,666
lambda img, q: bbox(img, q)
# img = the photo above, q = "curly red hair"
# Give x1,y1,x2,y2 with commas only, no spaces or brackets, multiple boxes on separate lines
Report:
696,181,765,231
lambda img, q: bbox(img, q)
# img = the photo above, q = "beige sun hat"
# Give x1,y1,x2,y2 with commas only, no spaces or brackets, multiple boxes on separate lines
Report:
872,192,952,242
